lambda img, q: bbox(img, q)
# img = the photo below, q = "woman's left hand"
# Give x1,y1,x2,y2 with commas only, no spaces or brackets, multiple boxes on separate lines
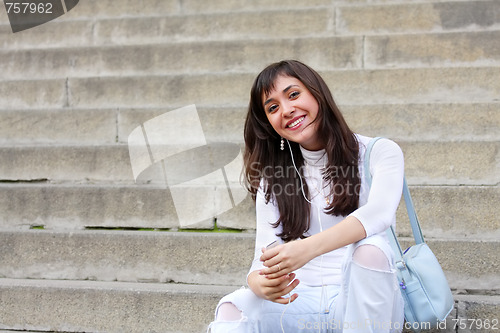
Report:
259,239,315,279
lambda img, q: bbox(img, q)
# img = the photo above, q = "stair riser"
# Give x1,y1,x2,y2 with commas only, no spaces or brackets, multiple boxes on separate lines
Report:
0,283,498,333
0,109,117,145
337,1,500,35
0,142,498,185
0,37,361,80
3,30,500,81
0,185,498,235
1,103,498,145
0,231,252,286
0,231,498,291
2,1,497,52
1,68,499,110
0,9,333,50
0,280,231,333
342,103,500,142
365,31,500,68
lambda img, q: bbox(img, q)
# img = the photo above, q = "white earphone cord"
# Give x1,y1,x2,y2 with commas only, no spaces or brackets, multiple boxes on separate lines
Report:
279,139,327,333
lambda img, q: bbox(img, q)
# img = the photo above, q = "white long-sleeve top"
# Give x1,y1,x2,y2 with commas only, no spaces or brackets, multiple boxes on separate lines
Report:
248,135,404,286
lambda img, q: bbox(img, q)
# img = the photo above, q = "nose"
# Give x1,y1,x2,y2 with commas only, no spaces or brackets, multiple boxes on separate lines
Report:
281,101,295,118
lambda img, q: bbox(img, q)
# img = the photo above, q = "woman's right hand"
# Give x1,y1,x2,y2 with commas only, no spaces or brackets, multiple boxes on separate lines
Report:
247,270,300,304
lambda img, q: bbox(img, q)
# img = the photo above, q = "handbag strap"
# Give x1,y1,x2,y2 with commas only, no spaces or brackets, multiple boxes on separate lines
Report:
363,137,425,249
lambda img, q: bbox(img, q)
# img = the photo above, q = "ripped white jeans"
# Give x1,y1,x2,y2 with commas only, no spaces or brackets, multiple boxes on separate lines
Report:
207,235,404,333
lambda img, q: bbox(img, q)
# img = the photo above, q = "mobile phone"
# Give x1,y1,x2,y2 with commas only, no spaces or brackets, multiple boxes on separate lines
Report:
266,240,281,249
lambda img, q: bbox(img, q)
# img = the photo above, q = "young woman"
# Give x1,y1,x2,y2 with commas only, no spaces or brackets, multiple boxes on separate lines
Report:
208,60,405,332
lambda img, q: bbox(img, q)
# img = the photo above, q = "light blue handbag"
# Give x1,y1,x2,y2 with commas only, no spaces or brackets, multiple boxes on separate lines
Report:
364,137,454,333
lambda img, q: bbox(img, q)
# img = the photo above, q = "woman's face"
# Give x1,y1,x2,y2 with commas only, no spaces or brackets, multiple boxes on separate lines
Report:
262,75,324,151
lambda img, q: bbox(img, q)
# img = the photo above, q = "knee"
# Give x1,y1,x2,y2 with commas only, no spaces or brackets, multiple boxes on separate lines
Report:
216,302,243,321
352,244,390,271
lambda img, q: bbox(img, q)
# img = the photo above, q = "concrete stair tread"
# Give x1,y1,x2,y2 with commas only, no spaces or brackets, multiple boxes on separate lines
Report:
0,331,48,333
0,230,498,291
0,103,498,145
28,0,496,19
62,0,333,18
0,7,335,50
0,230,256,288
0,277,235,295
1,30,500,81
336,0,500,35
1,68,500,110
0,36,362,80
1,1,499,52
1,277,496,333
0,141,498,185
0,182,498,234
0,277,235,333
364,30,500,69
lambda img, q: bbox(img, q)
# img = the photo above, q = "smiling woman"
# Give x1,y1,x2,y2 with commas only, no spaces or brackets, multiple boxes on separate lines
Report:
263,76,322,151
207,60,406,333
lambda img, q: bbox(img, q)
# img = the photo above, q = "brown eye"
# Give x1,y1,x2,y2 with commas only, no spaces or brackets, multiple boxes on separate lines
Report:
268,104,278,113
289,91,300,99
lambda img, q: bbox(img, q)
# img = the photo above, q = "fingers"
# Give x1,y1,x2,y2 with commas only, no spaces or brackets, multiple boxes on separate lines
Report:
273,293,299,305
262,269,287,280
270,278,300,304
260,262,291,279
261,271,292,287
259,263,284,276
260,245,280,262
262,273,300,303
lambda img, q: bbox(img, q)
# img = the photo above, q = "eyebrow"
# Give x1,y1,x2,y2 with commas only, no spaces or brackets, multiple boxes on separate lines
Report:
264,84,299,106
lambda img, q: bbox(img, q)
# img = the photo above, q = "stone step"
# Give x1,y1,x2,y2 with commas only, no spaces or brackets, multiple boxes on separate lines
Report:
0,141,497,185
1,67,499,110
2,30,500,81
336,0,500,35
61,0,180,18
1,0,479,23
0,0,474,22
0,183,497,238
0,8,334,50
0,277,497,333
0,183,185,230
0,37,362,80
1,103,497,146
2,1,499,51
0,230,498,292
175,0,472,15
218,185,500,240
0,278,235,333
365,30,500,68
63,0,332,18
0,230,252,286
0,331,46,333
0,108,118,146
342,103,500,142
118,103,500,145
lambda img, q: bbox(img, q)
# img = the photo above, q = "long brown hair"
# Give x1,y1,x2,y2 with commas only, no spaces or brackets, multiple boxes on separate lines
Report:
243,60,360,242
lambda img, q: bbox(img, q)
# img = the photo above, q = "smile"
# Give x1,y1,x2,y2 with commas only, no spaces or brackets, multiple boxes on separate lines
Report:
286,116,305,129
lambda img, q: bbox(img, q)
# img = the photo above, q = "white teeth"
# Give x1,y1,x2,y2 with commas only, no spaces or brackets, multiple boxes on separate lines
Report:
288,116,304,128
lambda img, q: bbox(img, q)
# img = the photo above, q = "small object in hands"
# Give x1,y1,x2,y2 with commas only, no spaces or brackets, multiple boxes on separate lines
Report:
266,240,281,249
264,240,283,275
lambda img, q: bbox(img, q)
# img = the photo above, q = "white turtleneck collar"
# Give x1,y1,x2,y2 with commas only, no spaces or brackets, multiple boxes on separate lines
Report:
299,145,327,167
